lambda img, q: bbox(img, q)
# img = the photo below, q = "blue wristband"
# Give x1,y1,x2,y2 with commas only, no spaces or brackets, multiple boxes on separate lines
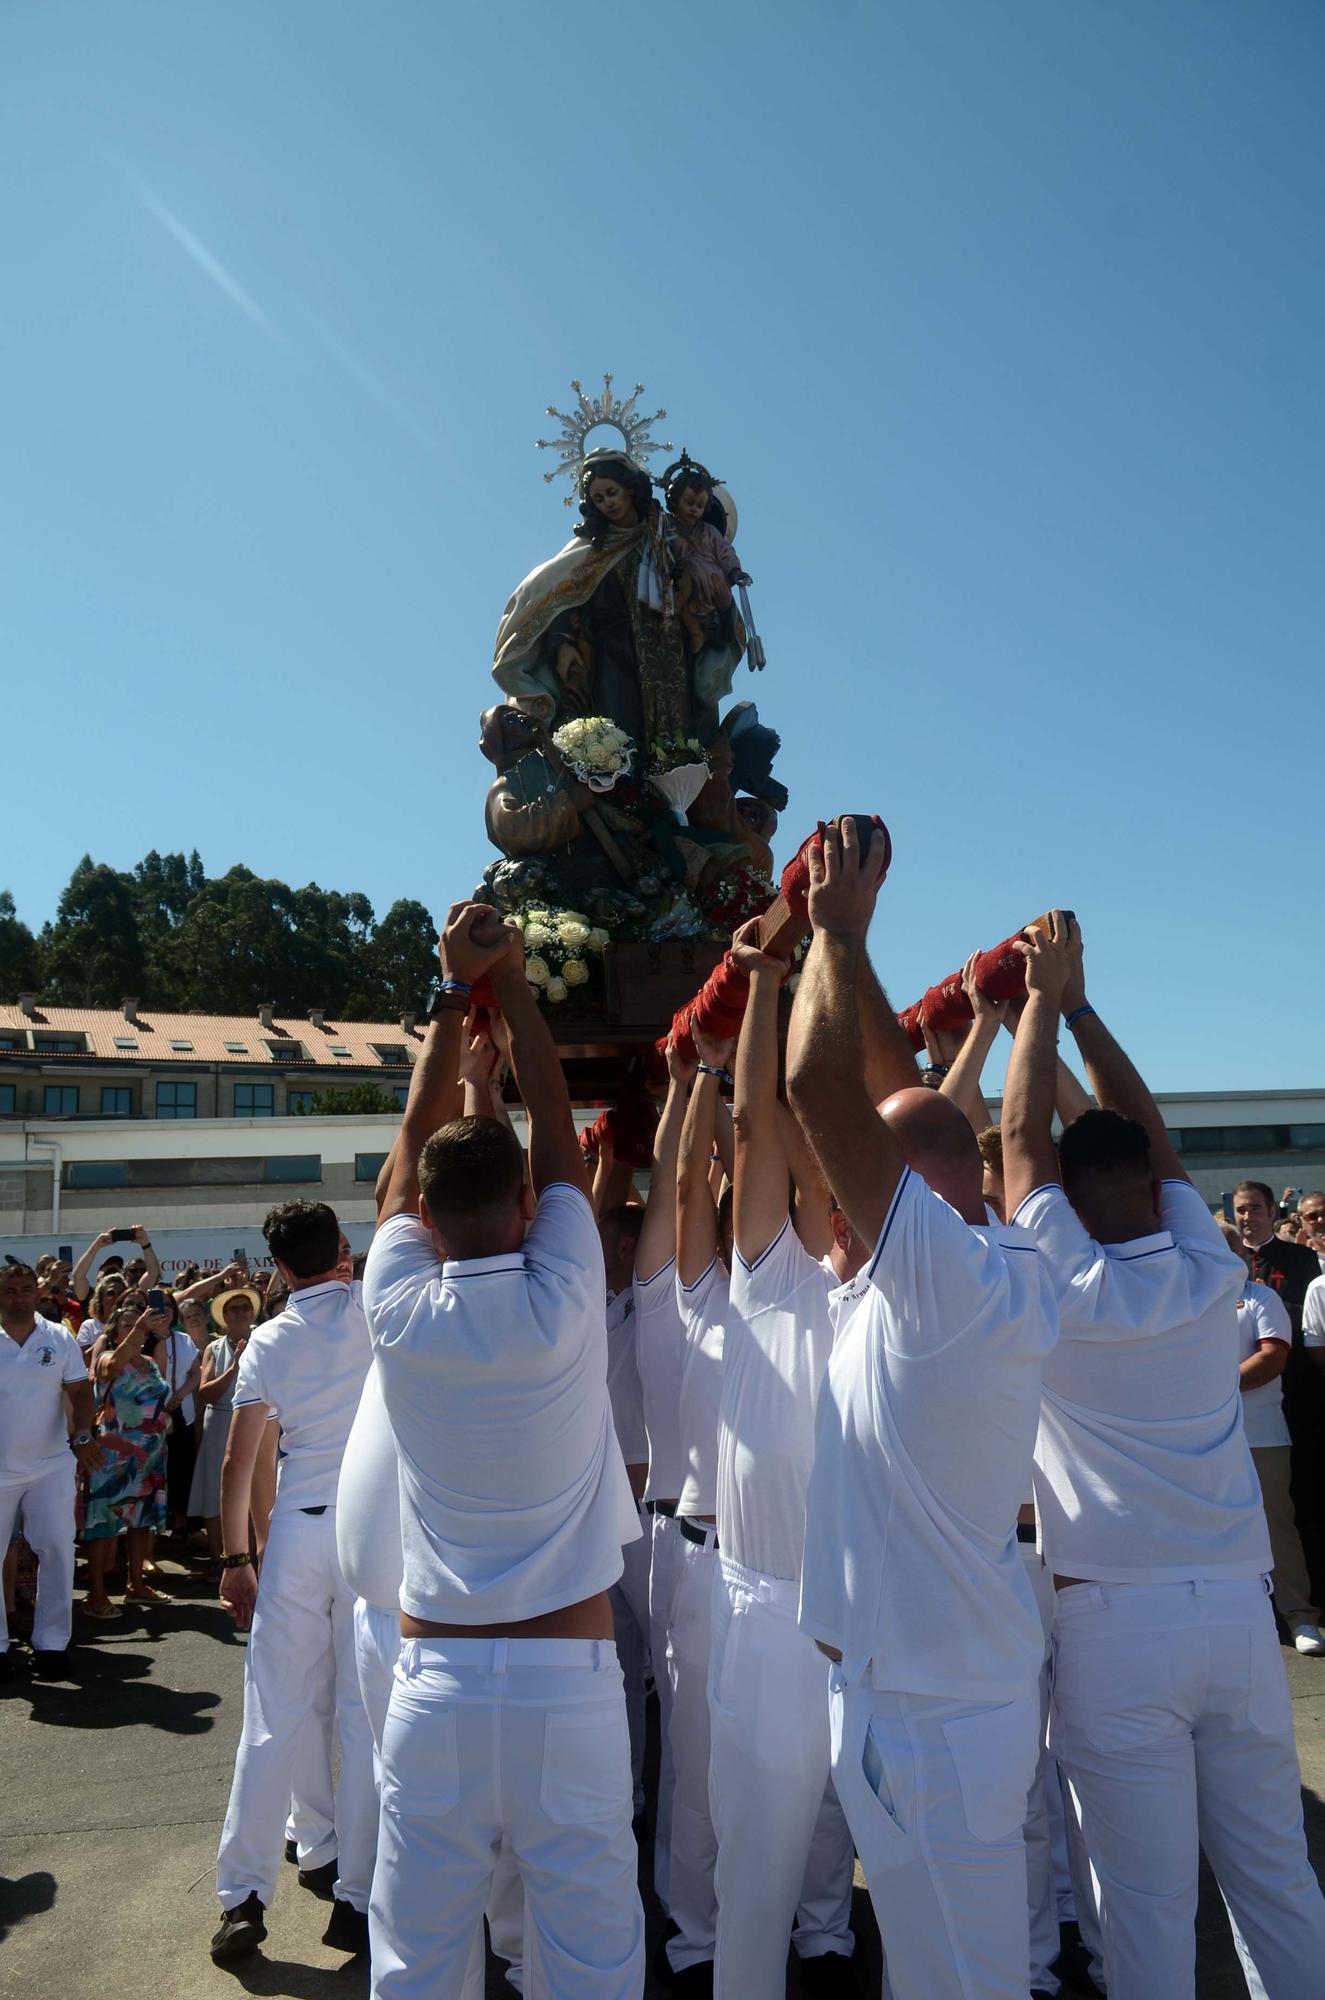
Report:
696,1062,732,1085
440,979,472,997
1064,1004,1095,1032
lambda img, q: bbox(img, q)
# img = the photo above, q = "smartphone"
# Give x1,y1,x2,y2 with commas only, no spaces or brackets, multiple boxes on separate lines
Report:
234,1247,248,1264
1220,1191,1235,1223
58,1244,73,1263
147,1287,167,1313
110,1226,138,1243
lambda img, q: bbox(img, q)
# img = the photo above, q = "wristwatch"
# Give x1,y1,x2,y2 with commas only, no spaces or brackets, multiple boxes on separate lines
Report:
220,1552,254,1570
70,1431,94,1449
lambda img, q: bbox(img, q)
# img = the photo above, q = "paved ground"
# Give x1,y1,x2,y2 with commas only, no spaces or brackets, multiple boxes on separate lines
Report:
4,1549,1325,2000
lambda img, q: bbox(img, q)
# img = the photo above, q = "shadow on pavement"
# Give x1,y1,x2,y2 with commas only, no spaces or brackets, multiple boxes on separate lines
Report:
19,1645,222,1735
214,1954,369,1997
0,1870,57,1943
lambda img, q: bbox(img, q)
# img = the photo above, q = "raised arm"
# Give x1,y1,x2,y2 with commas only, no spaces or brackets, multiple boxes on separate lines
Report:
731,918,793,1266
1001,911,1077,1218
136,1228,161,1291
677,1029,735,1286
939,953,1008,1132
71,1230,113,1305
856,937,920,1105
376,906,500,1222
786,818,905,1248
636,1039,694,1282
1057,926,1186,1183
488,926,591,1201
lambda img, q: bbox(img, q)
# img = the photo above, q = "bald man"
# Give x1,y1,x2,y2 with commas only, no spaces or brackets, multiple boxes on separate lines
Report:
788,820,1059,2000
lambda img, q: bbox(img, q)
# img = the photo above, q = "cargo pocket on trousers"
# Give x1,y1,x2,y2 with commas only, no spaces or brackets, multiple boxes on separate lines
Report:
380,1702,461,1822
539,1706,632,1826
941,1699,1036,1844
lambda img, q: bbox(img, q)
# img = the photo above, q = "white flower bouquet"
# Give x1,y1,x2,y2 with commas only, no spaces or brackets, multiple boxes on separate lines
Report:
645,733,710,821
510,905,613,1006
551,716,635,793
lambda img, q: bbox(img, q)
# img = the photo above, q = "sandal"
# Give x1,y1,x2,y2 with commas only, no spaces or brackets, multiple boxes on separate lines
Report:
82,1598,122,1620
124,1583,173,1604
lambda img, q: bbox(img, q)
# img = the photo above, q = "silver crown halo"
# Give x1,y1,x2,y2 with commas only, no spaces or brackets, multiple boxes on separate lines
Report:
536,373,672,505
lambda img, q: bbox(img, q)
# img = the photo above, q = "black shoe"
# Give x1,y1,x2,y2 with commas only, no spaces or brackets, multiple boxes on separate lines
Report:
284,1837,298,1865
671,1965,714,1998
298,1858,338,1900
210,1893,267,1961
322,1898,370,1955
652,1920,680,1987
798,1949,865,1996
29,1649,70,1680
1054,1919,1104,1997
0,1651,15,1684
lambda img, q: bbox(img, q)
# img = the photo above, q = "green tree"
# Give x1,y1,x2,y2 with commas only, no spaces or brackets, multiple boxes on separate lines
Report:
39,859,146,1005
293,1083,403,1116
0,890,40,998
359,898,439,1016
133,849,208,1006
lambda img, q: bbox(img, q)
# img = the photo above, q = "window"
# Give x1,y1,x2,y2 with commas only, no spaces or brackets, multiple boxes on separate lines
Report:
329,1045,352,1059
156,1080,197,1120
287,1089,315,1115
169,1039,194,1053
393,1084,409,1109
112,1036,138,1051
35,1034,85,1054
1289,1125,1325,1150
356,1152,388,1182
100,1087,132,1115
0,1084,15,1114
263,1155,321,1184
66,1160,130,1188
0,1034,22,1050
265,1039,304,1061
224,1040,248,1054
44,1085,79,1115
234,1082,275,1118
371,1043,409,1066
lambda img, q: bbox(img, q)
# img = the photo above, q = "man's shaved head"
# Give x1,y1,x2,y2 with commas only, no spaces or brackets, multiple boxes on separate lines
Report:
878,1087,986,1223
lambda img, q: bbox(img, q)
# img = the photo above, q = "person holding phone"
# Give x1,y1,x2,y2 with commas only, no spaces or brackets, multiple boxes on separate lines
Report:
82,1295,173,1615
69,1225,160,1310
187,1287,260,1573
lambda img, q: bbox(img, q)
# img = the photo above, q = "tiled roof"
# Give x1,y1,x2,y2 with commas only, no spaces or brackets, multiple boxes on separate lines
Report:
0,1005,423,1069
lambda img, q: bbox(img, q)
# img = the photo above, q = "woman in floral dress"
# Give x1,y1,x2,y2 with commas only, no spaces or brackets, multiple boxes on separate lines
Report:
82,1296,172,1616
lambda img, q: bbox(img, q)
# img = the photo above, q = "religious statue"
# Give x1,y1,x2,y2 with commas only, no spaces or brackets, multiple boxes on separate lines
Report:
477,375,785,971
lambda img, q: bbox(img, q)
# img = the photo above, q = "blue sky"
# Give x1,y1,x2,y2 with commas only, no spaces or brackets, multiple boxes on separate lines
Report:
3,1,1321,1090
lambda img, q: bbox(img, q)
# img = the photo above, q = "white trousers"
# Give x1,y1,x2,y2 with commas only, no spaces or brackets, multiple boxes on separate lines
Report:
665,1527,719,1973
610,1507,652,1815
368,1635,644,2000
830,1673,1039,2000
708,1556,855,1998
1021,1542,1063,1996
352,1599,525,1997
1052,1576,1325,2000
216,1506,377,1913
0,1461,76,1653
287,1634,337,1869
647,1509,682,1912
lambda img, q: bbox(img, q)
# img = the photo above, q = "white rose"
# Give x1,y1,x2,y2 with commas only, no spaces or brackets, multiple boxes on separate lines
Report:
525,955,550,986
523,922,551,947
588,927,610,951
558,919,590,948
545,976,568,1003
562,957,589,987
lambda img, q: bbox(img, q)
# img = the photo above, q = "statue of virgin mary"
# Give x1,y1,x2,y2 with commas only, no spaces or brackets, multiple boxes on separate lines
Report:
492,448,735,748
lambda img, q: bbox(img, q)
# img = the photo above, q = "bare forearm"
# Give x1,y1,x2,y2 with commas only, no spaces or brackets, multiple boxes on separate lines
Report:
733,969,789,1257
141,1242,161,1288
1070,1010,1184,1180
788,933,904,1245
940,1020,999,1134
1240,1349,1286,1390
1001,990,1063,1215
677,1074,722,1283
637,1078,687,1277
492,967,587,1196
71,1236,105,1303
219,1447,254,1556
381,1015,466,1217
66,1381,96,1434
1055,1057,1093,1126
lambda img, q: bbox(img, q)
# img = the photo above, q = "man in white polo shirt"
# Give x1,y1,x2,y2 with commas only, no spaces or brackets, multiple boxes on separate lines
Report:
789,820,1058,2000
363,901,644,2000
1005,911,1325,2000
632,1032,696,1921
710,917,870,1998
211,1200,376,1965
598,1202,652,1822
0,1261,103,1679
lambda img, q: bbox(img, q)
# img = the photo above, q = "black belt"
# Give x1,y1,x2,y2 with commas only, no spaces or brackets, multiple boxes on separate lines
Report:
646,1499,677,1518
301,1505,329,1517
1016,1522,1037,1545
679,1518,719,1550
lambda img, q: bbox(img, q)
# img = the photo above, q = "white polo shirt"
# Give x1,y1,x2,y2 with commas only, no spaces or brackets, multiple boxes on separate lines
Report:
606,1286,649,1468
1016,1179,1269,1583
1303,1275,1325,1349
800,1169,1057,1700
336,1360,404,1612
634,1257,687,1503
233,1279,372,1514
1236,1279,1292,1450
676,1257,740,1519
0,1316,87,1488
363,1183,640,1625
724,1218,837,1581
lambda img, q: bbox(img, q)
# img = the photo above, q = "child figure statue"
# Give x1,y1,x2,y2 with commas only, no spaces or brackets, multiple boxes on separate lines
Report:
661,453,751,658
